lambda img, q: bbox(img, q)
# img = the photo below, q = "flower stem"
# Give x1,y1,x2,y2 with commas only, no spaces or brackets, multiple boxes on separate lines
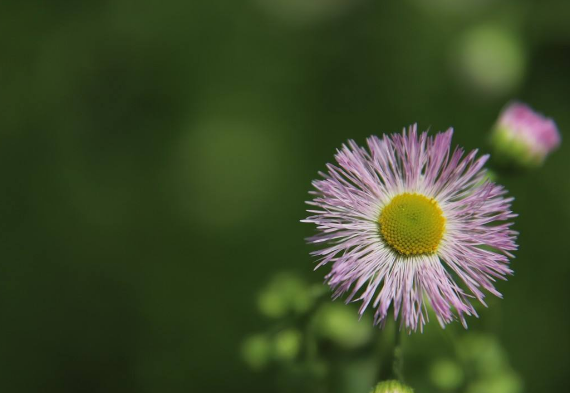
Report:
392,328,405,382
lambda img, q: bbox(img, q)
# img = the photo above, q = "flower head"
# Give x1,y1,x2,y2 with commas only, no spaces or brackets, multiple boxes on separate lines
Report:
491,102,560,167
371,380,414,393
303,126,517,332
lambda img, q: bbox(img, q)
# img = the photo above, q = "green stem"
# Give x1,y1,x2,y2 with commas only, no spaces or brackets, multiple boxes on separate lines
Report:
392,328,405,382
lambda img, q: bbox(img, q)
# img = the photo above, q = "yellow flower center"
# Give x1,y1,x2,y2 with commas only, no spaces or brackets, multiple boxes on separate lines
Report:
379,193,445,256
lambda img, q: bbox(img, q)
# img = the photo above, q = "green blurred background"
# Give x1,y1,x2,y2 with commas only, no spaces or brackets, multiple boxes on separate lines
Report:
1,0,569,392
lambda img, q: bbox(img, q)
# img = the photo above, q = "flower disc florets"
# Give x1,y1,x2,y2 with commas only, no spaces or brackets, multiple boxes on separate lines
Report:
379,193,445,255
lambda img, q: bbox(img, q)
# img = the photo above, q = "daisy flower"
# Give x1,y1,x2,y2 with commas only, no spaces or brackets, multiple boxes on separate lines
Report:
303,125,517,331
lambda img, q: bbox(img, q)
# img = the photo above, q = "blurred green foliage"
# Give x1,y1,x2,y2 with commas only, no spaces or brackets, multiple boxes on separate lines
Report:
430,359,464,391
0,0,569,392
242,272,524,393
257,273,316,318
313,303,373,350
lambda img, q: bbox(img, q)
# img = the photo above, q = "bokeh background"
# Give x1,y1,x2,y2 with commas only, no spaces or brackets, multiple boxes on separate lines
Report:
1,0,569,392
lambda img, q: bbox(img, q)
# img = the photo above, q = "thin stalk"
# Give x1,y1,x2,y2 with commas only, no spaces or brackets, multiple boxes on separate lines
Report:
392,328,405,382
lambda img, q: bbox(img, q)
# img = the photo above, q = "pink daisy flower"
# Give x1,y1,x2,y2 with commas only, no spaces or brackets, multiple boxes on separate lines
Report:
303,126,518,332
